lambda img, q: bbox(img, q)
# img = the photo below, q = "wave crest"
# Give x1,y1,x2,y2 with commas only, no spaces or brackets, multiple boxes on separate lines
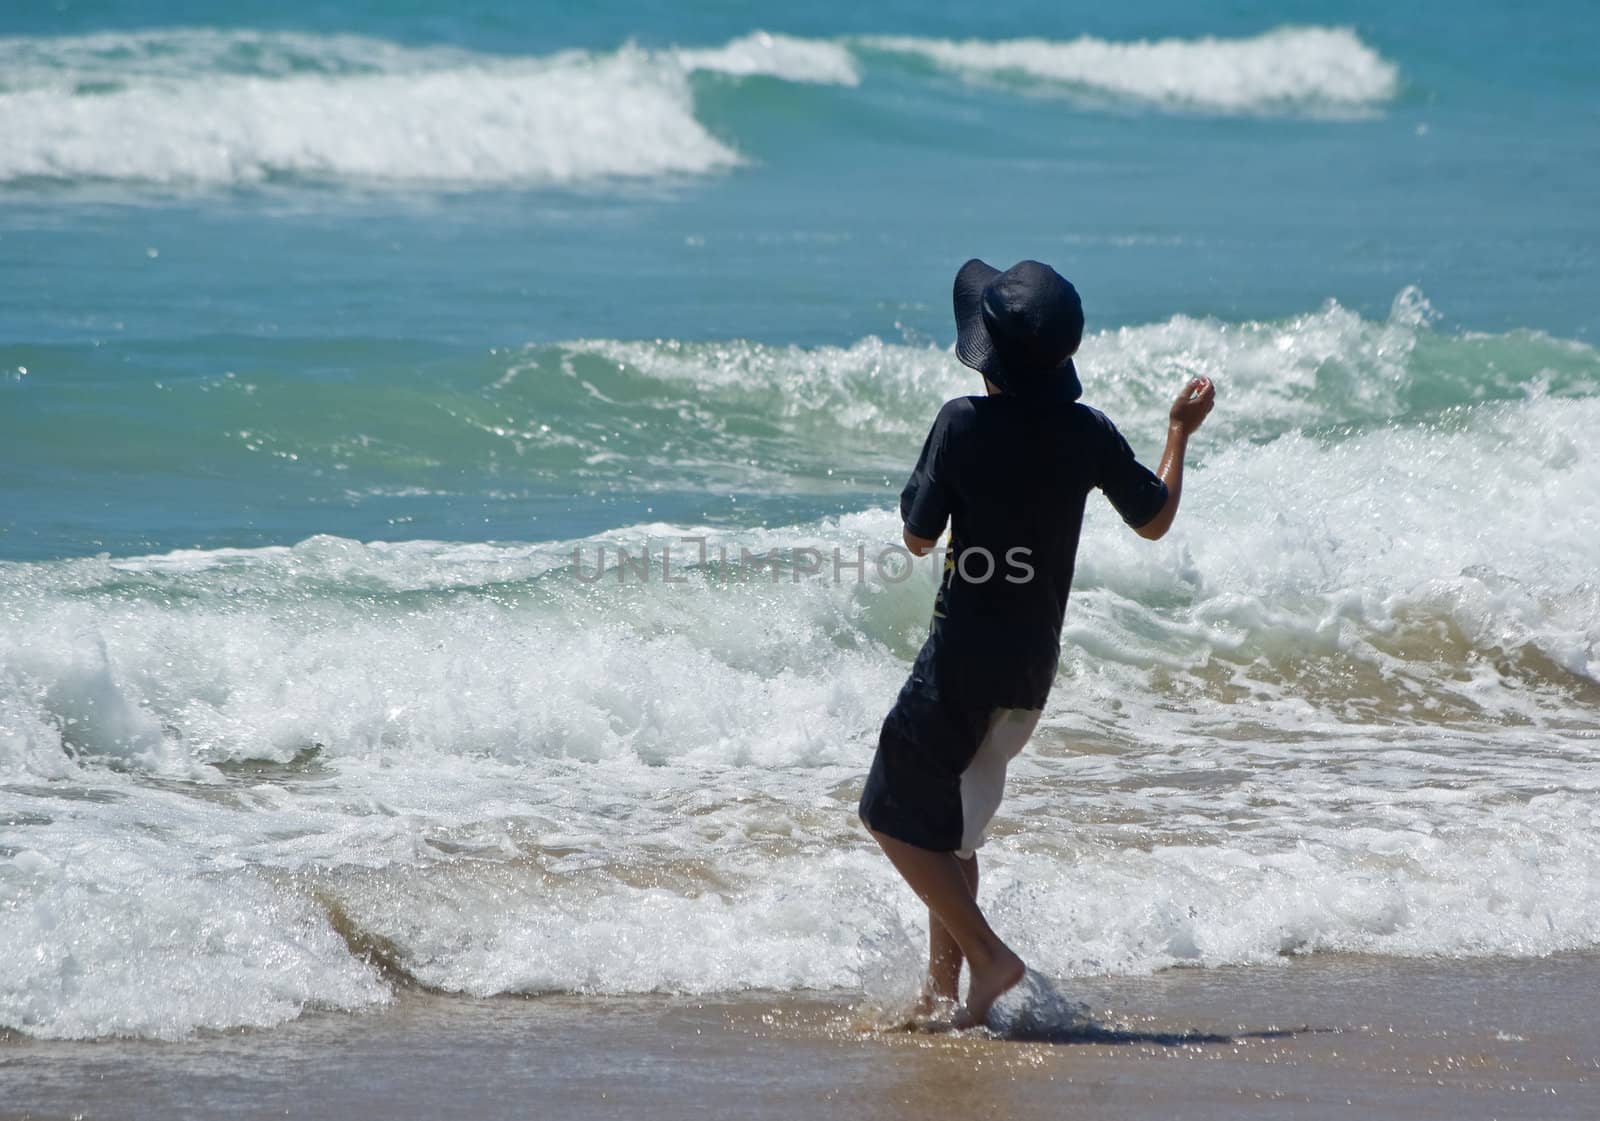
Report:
0,28,859,188
0,24,1400,188
0,38,738,187
859,25,1399,112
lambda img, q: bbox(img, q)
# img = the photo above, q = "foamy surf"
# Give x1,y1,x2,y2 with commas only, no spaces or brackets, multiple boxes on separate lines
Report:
676,31,861,86
858,25,1400,112
0,38,737,187
0,24,1399,188
4,520,1599,1037
0,29,854,188
4,291,1600,1039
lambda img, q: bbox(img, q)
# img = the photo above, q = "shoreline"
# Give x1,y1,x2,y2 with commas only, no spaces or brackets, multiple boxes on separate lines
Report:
3,952,1596,1120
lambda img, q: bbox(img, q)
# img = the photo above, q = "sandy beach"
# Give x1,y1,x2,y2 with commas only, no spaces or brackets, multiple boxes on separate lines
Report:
3,952,1594,1120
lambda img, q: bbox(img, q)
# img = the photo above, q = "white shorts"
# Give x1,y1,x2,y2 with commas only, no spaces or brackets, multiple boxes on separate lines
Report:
955,707,1041,859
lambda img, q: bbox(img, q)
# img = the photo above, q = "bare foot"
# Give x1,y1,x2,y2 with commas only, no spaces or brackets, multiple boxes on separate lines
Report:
911,978,959,1021
878,1005,957,1035
953,950,1025,1030
896,986,948,1035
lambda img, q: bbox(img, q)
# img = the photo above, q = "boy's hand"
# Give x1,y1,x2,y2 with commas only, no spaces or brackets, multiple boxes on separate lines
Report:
1169,376,1216,434
903,527,937,556
1136,377,1214,541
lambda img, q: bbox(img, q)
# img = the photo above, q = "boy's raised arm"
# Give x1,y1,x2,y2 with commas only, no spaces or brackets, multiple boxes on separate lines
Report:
1134,376,1215,542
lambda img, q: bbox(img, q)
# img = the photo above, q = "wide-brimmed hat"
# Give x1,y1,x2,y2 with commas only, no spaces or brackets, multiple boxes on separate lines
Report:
953,258,1083,399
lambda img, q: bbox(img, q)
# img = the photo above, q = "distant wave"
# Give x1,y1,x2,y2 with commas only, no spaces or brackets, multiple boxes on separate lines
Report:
676,30,860,85
0,25,1397,189
0,29,854,188
857,26,1399,112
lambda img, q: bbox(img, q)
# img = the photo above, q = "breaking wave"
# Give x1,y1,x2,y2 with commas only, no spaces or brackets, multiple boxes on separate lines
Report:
0,25,1398,188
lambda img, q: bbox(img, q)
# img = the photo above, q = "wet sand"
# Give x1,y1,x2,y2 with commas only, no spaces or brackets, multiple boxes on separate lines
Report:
3,953,1595,1120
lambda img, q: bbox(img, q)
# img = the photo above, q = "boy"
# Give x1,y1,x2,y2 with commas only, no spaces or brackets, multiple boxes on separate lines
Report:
859,259,1215,1028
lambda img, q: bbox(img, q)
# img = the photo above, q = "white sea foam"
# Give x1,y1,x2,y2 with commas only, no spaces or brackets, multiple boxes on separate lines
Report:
556,335,969,438
541,288,1598,490
674,30,861,86
0,39,735,186
1,830,390,1040
859,25,1400,112
0,28,859,188
0,24,1394,187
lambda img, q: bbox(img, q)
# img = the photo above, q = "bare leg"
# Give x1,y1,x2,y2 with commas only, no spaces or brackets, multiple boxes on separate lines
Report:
922,854,978,1009
871,830,1023,1029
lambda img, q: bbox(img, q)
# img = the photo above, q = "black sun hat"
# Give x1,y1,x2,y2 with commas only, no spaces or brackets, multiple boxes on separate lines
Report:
953,258,1084,400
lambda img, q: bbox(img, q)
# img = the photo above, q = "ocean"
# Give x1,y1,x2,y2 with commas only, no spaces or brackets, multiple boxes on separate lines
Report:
2,0,1599,1051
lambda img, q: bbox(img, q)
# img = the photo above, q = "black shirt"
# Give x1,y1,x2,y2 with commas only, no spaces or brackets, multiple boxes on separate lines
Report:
900,392,1168,710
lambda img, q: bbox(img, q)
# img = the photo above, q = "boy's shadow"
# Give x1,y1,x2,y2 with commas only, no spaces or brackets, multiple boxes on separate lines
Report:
983,970,1314,1047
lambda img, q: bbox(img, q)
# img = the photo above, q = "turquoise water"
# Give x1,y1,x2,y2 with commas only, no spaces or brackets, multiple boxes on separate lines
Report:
2,1,1599,1040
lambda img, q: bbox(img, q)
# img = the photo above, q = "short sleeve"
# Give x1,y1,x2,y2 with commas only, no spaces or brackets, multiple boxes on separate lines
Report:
899,401,962,540
1094,413,1168,529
